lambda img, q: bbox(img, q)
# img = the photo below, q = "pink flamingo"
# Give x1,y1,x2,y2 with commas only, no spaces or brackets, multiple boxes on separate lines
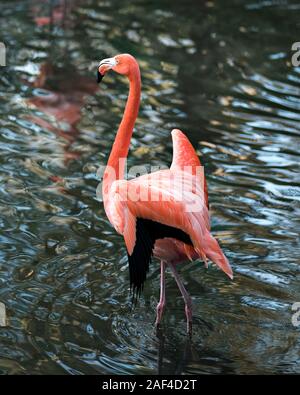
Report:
98,54,233,334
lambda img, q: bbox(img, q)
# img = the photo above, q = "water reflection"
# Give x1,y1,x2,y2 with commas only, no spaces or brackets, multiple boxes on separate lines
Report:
27,62,97,164
0,0,299,375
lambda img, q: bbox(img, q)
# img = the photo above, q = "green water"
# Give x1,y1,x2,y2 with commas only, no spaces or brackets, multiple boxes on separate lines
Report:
0,0,299,374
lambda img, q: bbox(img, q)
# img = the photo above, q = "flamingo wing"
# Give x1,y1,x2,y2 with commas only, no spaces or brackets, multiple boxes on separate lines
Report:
106,173,196,295
170,128,209,209
106,168,232,295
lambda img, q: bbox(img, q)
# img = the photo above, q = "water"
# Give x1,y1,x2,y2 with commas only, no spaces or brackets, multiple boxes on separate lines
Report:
0,0,299,375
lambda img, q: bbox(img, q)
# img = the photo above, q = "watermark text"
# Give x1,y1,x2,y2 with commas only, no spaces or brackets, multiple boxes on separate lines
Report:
96,160,206,213
292,302,300,327
0,42,6,66
291,42,300,67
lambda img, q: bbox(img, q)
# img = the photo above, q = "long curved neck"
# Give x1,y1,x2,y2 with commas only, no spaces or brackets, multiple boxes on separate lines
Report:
103,66,141,196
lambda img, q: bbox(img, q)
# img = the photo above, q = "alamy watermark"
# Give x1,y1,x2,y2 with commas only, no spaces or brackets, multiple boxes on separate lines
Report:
0,42,6,66
291,302,300,328
291,42,300,67
96,159,206,213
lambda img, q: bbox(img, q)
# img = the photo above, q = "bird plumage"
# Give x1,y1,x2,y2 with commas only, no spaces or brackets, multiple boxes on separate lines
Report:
105,133,233,295
97,53,232,333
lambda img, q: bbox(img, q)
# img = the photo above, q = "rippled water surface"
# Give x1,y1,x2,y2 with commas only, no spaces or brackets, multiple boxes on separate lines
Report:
0,0,300,374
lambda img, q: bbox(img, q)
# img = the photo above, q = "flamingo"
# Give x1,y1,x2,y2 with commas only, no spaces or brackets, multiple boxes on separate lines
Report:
97,54,233,334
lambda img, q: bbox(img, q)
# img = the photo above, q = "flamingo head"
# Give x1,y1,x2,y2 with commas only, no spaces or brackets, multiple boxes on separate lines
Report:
97,54,138,83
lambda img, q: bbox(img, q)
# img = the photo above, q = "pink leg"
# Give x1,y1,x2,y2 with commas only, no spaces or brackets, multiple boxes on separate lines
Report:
155,261,166,328
169,264,193,335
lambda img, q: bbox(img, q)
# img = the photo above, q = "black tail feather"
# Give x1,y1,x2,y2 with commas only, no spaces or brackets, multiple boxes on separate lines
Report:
127,218,192,299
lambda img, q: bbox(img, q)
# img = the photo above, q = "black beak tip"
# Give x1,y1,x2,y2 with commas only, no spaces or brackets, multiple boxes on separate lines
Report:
97,70,104,84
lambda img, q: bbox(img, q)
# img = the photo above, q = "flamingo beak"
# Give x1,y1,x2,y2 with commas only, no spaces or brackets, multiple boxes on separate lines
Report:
97,70,104,83
97,57,117,83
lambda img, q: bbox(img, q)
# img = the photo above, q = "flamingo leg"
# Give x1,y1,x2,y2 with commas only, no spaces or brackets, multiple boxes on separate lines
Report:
168,263,193,335
155,261,166,329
